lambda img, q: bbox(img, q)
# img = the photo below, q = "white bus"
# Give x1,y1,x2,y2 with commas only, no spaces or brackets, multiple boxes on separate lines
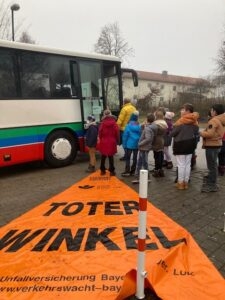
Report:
0,40,138,168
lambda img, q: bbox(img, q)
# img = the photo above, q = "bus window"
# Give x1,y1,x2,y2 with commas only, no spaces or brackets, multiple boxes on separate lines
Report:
49,57,72,98
70,62,79,98
79,61,103,122
79,61,102,98
0,50,17,98
103,62,120,112
20,53,50,98
20,53,73,99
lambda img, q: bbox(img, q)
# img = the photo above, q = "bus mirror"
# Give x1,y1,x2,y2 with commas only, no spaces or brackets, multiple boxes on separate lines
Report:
121,68,138,87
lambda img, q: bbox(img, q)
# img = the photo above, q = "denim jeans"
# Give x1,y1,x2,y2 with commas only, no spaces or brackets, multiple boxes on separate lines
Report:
205,148,221,186
136,150,149,176
124,148,138,173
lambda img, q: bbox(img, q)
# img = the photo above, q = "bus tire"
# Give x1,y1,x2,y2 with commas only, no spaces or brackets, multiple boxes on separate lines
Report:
44,130,77,168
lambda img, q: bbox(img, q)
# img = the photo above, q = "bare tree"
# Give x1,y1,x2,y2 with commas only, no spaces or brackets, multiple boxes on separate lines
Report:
215,24,225,74
216,41,225,74
19,31,35,44
0,0,11,40
137,84,160,113
94,22,134,65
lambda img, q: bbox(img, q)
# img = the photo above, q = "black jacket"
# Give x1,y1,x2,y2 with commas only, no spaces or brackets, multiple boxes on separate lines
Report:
86,123,98,147
171,124,199,155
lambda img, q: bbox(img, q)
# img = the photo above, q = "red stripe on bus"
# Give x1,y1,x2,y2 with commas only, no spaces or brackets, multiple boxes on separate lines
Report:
0,144,44,166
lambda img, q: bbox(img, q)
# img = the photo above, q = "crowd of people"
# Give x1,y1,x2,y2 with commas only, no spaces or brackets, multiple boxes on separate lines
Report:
84,98,225,193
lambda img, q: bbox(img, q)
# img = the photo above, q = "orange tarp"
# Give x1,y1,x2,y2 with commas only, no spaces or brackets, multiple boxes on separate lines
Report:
0,171,224,299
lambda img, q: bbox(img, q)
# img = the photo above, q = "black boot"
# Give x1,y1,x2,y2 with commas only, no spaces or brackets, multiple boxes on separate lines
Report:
152,170,160,177
162,160,167,167
166,161,173,169
218,165,225,176
159,169,165,177
191,154,197,170
121,167,130,177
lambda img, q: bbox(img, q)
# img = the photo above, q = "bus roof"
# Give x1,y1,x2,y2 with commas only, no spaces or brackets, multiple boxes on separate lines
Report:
0,39,121,62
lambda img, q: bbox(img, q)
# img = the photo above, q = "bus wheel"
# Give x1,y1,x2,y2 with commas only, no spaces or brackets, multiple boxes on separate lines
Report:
44,130,77,167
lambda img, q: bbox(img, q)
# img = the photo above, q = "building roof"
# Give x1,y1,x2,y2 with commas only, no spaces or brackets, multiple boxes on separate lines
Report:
126,70,207,85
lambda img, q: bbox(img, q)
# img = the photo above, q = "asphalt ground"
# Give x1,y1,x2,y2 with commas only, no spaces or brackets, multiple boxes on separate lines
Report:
1,142,225,279
120,143,225,278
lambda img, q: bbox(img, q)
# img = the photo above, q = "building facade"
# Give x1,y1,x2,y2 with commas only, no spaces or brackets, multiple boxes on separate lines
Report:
123,70,209,106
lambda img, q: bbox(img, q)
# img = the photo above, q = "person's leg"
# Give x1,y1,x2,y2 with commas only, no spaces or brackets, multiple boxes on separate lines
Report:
183,154,192,188
158,151,165,177
133,151,148,182
142,151,149,171
122,148,132,174
100,155,107,174
205,148,220,186
176,155,185,189
89,147,96,167
218,141,225,175
159,151,164,168
136,151,148,176
201,148,220,192
164,146,173,169
130,149,138,175
108,156,115,175
191,151,197,170
153,151,160,170
136,151,142,177
164,146,169,161
153,151,160,176
120,130,126,160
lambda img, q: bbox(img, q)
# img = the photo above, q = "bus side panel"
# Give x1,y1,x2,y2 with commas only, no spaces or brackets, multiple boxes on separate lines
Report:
0,99,82,129
0,144,44,167
0,123,84,167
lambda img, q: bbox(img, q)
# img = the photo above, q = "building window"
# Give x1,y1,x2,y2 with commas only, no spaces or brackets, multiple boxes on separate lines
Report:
160,97,164,102
173,85,176,91
172,98,176,102
160,84,164,89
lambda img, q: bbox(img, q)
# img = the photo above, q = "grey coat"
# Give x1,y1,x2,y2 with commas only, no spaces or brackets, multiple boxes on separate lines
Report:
138,123,158,151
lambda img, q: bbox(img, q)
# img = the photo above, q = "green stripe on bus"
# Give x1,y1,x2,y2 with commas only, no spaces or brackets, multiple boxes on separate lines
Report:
1,123,83,138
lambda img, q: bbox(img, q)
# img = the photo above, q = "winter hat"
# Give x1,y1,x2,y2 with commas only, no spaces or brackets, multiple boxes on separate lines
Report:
103,109,112,116
130,110,139,122
211,104,225,115
131,98,137,106
87,115,95,122
165,111,175,120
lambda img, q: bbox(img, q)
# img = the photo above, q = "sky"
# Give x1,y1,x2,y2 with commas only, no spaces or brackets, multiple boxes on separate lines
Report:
11,0,225,78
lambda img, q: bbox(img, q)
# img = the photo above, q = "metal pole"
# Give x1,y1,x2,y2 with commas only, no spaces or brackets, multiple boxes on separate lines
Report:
135,169,148,299
10,4,20,42
11,9,14,41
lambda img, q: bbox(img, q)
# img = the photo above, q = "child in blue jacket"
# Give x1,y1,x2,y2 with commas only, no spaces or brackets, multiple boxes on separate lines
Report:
121,111,141,176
